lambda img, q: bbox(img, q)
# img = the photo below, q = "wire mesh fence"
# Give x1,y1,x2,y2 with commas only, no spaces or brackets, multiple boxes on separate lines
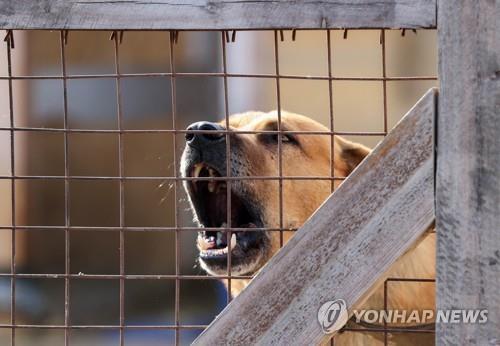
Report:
0,28,437,345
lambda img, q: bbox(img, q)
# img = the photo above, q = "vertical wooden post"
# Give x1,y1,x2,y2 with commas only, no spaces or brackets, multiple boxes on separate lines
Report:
436,1,500,345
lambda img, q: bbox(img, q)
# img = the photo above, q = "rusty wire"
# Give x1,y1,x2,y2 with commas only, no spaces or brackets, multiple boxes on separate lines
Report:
59,28,71,346
0,28,438,345
6,26,16,346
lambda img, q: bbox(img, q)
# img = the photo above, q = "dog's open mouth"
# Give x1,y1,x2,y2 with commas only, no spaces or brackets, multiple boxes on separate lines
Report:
187,162,267,274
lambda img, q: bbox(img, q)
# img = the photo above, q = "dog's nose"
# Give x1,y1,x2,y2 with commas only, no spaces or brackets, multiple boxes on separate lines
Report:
185,121,224,146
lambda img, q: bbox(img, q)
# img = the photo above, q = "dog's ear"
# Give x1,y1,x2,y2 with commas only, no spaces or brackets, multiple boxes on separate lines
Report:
336,137,371,176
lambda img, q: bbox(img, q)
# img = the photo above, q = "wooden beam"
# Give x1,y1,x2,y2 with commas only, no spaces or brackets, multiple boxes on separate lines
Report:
194,88,437,345
436,1,500,345
0,0,436,30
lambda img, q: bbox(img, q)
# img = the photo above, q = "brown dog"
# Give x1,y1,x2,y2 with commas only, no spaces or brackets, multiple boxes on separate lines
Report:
181,111,435,345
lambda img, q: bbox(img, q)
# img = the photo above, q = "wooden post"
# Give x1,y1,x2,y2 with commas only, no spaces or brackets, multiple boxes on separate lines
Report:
436,1,500,345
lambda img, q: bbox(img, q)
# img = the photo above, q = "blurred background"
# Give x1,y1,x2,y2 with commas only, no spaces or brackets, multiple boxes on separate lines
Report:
0,29,437,345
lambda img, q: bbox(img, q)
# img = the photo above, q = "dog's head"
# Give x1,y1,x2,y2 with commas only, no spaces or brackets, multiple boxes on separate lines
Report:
180,111,369,276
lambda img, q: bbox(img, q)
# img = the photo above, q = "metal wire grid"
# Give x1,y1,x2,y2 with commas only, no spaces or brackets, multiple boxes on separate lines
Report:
0,29,438,345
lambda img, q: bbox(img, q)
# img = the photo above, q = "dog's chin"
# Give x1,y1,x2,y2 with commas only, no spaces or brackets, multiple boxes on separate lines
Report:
184,162,270,277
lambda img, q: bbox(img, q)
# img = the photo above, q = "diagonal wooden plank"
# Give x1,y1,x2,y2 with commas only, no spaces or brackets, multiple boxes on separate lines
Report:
194,88,437,345
0,0,436,30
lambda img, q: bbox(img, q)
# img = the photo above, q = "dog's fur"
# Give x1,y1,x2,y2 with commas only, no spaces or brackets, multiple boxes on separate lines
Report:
181,111,435,345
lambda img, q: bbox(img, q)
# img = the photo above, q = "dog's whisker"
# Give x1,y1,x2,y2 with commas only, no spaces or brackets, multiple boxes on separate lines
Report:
156,179,168,189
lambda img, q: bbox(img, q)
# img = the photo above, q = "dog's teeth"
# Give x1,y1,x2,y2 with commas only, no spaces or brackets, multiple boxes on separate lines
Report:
230,233,237,249
193,164,203,178
199,235,215,251
208,181,216,193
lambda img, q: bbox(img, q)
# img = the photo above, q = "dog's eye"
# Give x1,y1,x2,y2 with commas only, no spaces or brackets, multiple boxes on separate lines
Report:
270,133,294,143
261,133,296,145
279,134,291,142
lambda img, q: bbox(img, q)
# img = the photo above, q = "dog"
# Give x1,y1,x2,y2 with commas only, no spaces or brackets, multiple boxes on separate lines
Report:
181,110,435,345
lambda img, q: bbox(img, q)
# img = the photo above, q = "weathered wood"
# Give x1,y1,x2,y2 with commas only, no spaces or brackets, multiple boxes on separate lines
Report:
194,88,437,345
436,1,500,345
0,0,436,30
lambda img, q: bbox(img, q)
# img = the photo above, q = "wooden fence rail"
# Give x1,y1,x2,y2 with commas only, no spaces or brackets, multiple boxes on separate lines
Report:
194,88,437,345
0,0,436,30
